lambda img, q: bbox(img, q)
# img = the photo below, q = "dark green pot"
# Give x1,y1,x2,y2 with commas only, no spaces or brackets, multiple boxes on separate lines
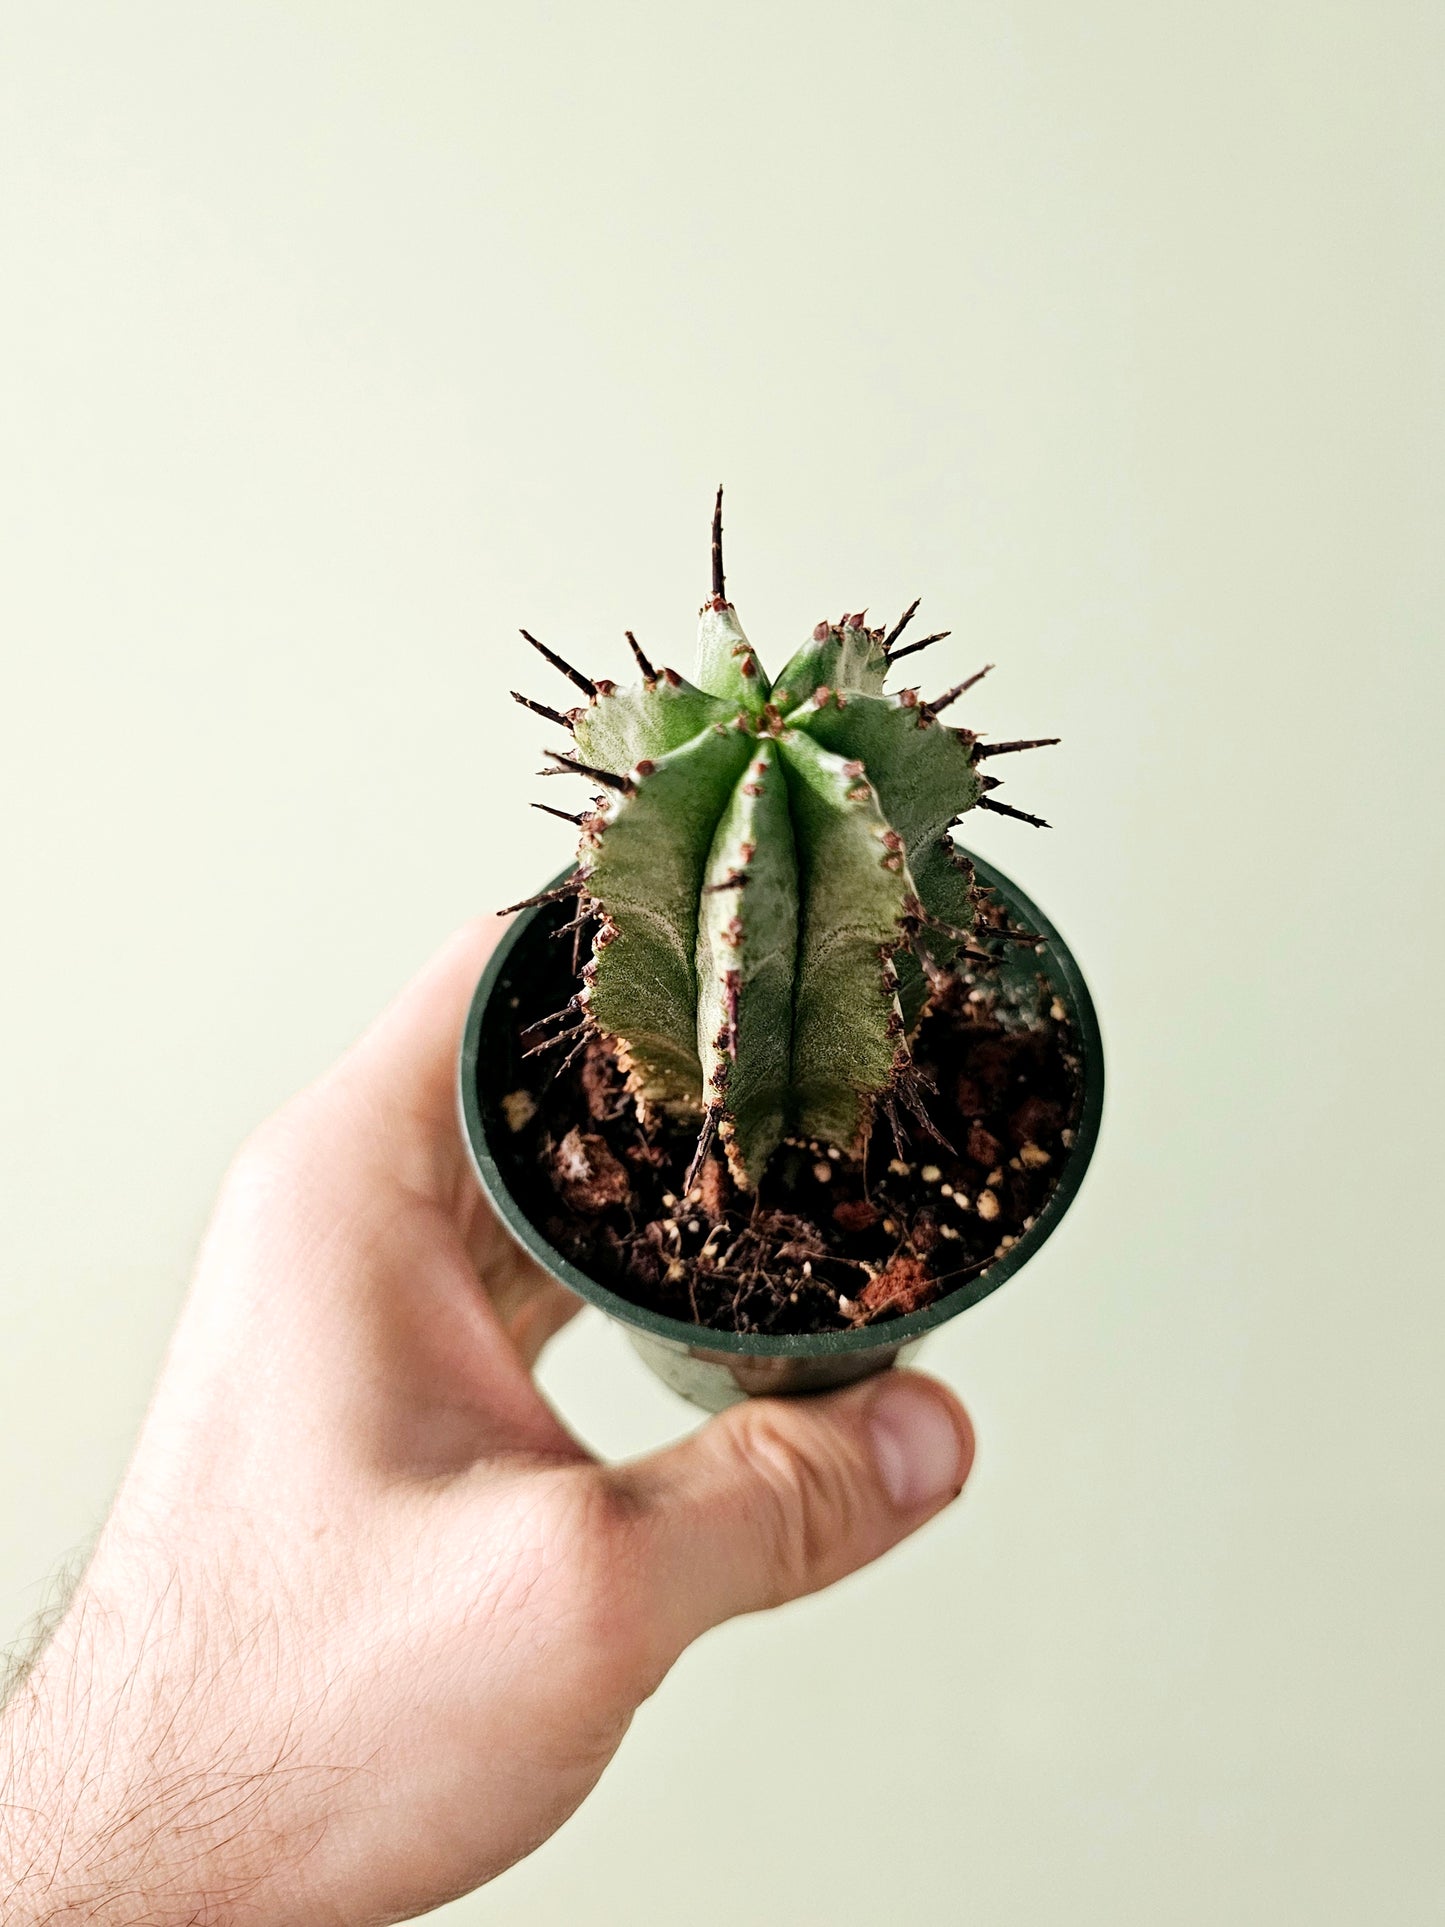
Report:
459,848,1104,1413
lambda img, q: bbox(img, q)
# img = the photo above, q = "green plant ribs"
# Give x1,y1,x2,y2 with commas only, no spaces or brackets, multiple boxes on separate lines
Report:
553,597,990,1188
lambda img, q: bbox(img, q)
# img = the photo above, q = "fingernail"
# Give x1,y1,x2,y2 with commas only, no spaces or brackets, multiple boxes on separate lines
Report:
869,1375,967,1510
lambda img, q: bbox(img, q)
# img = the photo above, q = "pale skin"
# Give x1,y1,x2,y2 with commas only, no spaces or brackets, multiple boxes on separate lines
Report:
0,919,974,1924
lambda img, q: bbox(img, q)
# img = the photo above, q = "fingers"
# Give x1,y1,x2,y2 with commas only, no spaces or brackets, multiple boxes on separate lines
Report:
333,915,506,1138
309,921,574,1337
486,1262,585,1371
611,1371,974,1664
509,1287,583,1369
227,912,582,1385
292,916,505,1212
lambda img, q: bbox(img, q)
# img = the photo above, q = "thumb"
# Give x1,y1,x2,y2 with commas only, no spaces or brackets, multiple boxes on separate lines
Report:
613,1371,974,1660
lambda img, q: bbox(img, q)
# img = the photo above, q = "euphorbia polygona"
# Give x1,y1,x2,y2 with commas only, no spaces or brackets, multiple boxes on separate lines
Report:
508,492,1056,1190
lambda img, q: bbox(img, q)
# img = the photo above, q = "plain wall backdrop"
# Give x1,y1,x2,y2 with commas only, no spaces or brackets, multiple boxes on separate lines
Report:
2,3,1442,1921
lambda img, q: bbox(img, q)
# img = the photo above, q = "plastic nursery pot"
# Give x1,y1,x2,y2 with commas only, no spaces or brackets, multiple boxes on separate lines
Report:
459,848,1103,1414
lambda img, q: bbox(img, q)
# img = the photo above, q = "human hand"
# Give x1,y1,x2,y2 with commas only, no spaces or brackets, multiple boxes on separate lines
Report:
0,920,974,1924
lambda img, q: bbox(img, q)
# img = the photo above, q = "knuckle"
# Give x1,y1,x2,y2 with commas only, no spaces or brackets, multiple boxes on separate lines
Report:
727,1408,865,1605
222,1105,310,1203
218,1085,338,1221
201,1104,330,1292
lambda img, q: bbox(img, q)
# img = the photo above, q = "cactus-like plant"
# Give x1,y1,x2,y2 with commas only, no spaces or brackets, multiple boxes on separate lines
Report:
509,492,1055,1191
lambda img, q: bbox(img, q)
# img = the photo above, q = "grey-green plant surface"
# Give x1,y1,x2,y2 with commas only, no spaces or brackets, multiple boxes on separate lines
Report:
511,494,1054,1189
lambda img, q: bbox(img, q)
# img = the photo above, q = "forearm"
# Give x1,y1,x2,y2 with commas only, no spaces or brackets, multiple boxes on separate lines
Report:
2,1577,211,1924
0,1550,339,1927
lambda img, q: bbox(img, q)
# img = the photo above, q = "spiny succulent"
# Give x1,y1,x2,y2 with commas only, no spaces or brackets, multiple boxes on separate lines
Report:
507,491,1057,1191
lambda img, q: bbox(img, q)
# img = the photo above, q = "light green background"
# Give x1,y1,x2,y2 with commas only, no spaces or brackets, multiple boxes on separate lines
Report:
2,4,1441,1922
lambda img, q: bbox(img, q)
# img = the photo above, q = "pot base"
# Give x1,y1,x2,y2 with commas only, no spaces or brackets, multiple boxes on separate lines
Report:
627,1327,925,1412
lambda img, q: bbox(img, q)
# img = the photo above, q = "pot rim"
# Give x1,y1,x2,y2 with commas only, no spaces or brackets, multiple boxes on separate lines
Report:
459,847,1104,1359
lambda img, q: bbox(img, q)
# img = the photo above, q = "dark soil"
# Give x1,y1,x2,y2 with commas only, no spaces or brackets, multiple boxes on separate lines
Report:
489,904,1084,1336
